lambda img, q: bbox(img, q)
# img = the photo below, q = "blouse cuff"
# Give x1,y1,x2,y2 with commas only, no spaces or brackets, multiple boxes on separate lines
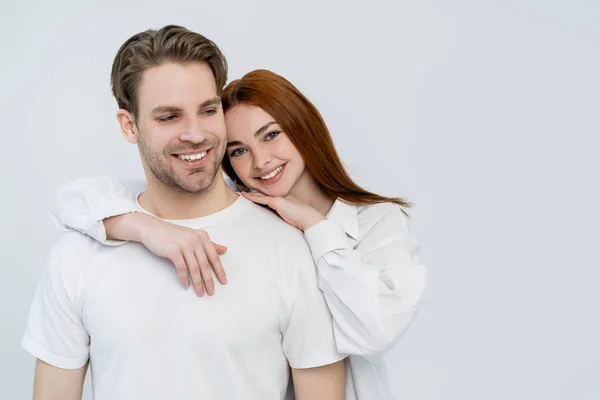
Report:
304,219,349,262
87,200,140,246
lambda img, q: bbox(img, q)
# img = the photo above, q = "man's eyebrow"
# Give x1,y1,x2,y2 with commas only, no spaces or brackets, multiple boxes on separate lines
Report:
199,97,221,109
150,98,221,116
150,105,183,116
226,121,278,147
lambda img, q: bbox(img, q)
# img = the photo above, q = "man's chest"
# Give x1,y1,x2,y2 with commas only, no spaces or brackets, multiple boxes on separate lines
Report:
81,245,288,357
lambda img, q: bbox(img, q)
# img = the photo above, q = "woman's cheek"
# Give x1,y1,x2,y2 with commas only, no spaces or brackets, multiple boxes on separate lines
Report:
232,157,252,184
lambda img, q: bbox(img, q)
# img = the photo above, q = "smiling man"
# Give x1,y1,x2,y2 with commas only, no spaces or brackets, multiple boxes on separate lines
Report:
22,25,346,400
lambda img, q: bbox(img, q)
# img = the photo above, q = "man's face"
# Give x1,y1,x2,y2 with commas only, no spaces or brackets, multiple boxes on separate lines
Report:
133,62,227,193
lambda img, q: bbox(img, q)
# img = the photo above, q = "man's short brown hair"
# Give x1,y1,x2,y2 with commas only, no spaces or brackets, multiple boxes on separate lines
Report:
111,25,228,118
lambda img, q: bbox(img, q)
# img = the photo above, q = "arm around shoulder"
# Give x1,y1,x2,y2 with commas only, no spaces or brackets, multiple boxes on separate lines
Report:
51,176,144,244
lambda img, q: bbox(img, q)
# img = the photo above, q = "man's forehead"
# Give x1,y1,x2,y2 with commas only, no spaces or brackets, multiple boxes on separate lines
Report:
141,64,215,88
138,62,218,110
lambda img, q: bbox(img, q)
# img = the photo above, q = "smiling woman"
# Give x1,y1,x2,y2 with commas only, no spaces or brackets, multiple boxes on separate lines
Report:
221,70,411,209
224,105,301,196
49,68,426,400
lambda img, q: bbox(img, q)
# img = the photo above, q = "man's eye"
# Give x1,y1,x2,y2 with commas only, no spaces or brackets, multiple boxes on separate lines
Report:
159,115,178,122
230,148,246,157
202,108,217,116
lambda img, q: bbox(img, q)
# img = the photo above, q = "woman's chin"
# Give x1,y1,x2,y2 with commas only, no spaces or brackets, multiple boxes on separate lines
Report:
258,183,291,198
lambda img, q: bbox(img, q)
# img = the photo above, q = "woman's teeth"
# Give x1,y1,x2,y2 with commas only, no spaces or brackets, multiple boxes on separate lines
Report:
179,152,207,161
260,166,283,180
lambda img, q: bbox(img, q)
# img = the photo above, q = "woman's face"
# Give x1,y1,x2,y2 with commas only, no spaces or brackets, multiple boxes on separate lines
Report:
225,104,306,197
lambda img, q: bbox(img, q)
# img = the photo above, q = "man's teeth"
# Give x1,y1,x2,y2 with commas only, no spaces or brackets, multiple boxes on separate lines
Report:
260,166,283,180
179,152,207,161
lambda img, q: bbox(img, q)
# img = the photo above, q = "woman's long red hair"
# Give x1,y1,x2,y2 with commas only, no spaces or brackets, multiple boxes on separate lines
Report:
220,69,411,210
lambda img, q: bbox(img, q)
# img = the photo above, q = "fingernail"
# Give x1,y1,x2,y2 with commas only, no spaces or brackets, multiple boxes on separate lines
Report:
222,276,228,284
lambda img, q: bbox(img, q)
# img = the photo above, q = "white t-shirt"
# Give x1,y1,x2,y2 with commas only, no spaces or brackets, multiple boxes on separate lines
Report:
22,195,346,400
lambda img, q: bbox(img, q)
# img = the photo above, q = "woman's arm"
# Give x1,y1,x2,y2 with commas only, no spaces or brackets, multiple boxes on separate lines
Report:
51,177,228,296
303,205,427,357
51,177,143,245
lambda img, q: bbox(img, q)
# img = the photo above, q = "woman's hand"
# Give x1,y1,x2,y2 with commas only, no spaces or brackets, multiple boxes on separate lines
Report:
106,213,227,297
241,192,325,231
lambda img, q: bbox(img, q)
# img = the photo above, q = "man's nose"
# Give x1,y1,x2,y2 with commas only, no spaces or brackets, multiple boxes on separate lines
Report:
179,120,205,143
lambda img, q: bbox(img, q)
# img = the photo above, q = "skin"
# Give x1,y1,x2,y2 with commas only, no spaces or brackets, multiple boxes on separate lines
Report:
38,61,345,400
224,105,307,198
119,62,232,208
225,104,333,217
33,360,87,400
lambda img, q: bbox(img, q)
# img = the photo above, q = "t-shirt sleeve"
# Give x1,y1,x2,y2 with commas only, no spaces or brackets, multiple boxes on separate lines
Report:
282,243,347,369
21,239,90,369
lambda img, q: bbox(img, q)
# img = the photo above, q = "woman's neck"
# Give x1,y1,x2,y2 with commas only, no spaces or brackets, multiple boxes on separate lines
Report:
288,168,335,216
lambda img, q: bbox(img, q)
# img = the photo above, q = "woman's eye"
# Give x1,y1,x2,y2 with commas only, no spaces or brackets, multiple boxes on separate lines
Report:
230,148,246,157
265,131,281,141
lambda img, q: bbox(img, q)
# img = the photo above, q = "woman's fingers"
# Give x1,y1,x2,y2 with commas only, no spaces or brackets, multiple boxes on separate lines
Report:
241,191,268,204
195,249,215,296
171,252,191,289
165,230,228,296
205,240,227,285
212,242,228,255
183,249,204,297
242,192,279,209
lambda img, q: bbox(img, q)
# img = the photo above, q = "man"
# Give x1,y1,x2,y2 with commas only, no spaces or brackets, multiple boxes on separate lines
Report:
22,25,346,400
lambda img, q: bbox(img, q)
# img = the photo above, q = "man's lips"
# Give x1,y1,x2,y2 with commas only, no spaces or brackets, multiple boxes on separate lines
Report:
172,148,212,165
173,147,212,156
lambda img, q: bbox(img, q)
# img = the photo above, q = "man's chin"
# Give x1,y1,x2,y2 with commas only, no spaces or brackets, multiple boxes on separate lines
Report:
174,181,212,194
176,174,219,193
149,166,218,194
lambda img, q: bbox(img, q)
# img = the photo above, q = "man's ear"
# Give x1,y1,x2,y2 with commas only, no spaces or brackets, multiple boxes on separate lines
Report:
116,109,139,144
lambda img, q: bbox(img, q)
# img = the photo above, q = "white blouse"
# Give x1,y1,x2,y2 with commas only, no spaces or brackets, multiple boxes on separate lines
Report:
51,177,427,400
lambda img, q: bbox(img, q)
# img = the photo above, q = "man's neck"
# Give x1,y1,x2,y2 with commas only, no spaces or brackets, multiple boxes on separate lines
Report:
138,175,239,220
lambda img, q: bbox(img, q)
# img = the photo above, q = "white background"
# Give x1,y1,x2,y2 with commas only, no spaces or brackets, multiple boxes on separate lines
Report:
1,0,599,399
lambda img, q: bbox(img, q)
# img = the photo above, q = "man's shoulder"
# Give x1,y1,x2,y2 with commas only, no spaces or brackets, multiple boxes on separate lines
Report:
52,231,100,256
39,232,101,297
49,231,116,276
238,200,312,256
242,200,305,238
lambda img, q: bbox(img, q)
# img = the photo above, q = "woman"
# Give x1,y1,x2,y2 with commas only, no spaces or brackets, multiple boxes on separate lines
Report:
52,69,426,399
